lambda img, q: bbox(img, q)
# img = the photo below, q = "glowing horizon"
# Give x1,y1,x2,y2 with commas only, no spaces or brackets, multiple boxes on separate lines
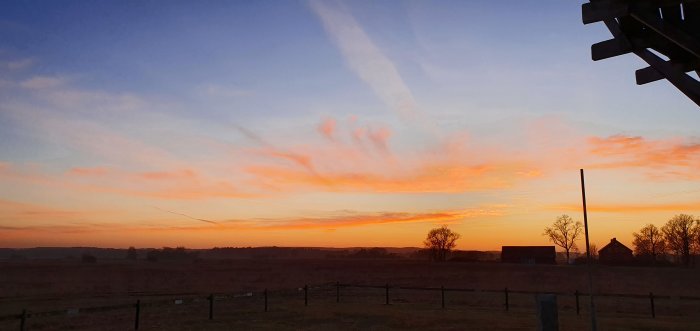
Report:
1,1,699,251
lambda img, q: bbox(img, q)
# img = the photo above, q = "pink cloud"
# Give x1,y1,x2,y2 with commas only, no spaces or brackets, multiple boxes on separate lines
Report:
368,126,391,153
317,117,336,140
69,167,111,176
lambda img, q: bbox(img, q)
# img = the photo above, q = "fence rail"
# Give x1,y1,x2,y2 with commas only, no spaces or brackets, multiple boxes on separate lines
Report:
3,281,700,330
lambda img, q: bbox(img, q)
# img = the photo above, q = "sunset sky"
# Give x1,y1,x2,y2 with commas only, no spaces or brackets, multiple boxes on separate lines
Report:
1,1,699,250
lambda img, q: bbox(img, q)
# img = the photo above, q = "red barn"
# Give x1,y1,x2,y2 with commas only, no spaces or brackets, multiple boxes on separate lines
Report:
599,238,634,265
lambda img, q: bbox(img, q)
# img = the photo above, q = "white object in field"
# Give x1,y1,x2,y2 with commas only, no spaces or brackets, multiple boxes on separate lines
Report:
174,299,183,305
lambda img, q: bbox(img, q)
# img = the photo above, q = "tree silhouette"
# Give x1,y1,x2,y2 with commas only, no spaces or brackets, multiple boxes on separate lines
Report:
632,224,666,264
543,214,582,264
589,243,598,260
662,214,699,267
423,225,460,262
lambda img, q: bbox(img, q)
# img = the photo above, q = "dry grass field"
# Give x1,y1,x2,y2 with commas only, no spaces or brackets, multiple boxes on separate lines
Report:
1,259,699,330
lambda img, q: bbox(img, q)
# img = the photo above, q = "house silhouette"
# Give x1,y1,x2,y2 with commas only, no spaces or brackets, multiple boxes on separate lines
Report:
599,238,634,265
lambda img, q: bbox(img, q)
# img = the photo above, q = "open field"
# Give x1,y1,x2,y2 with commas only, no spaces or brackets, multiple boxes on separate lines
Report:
1,259,700,330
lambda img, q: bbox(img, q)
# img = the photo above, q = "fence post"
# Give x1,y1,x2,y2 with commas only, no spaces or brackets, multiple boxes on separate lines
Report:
649,292,655,318
304,285,308,306
336,282,340,303
134,299,140,330
504,287,509,311
441,286,445,309
208,294,214,320
575,290,580,315
536,294,559,331
264,289,268,312
385,283,390,305
19,309,26,331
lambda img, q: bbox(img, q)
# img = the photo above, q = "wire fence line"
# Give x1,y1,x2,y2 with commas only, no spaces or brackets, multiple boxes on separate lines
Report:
3,281,700,330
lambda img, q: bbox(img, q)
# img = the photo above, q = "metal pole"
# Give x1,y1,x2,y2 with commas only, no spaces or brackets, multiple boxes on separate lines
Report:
575,290,580,315
336,282,340,303
304,285,308,306
504,287,509,311
581,169,597,331
649,292,655,318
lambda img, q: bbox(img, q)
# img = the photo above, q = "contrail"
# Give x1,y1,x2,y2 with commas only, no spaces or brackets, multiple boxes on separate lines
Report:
151,206,219,225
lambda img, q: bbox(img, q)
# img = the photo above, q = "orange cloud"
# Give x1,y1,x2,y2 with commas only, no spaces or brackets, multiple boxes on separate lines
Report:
0,199,86,222
69,167,111,176
66,168,251,199
215,208,504,231
1,207,504,235
587,135,700,178
244,129,540,193
1,163,252,200
247,162,534,193
138,169,197,181
0,207,507,248
6,118,699,204
552,202,700,213
260,149,315,172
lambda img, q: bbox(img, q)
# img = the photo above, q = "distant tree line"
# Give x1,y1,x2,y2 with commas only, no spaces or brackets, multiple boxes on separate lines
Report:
633,214,700,267
544,213,700,267
145,247,199,262
343,248,399,259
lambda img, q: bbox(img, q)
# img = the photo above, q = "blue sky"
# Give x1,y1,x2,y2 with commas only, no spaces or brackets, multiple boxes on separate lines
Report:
0,1,698,248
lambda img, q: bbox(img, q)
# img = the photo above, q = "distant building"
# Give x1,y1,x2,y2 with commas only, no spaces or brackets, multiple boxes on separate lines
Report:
599,238,634,265
501,246,556,264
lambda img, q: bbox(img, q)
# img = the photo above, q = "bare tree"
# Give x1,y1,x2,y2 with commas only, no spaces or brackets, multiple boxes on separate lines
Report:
424,225,460,262
589,243,598,260
662,214,699,266
632,224,666,264
543,214,583,264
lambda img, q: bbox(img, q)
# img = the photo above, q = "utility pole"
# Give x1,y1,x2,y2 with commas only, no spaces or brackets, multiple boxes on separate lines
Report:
580,169,597,331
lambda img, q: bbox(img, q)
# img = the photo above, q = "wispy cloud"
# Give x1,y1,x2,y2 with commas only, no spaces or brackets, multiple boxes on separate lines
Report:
212,208,504,231
309,0,418,118
151,206,219,225
0,163,253,200
246,162,528,193
245,130,539,193
199,84,254,98
553,201,700,213
20,75,67,89
586,134,700,179
0,199,86,222
6,58,35,70
367,126,391,153
0,207,504,235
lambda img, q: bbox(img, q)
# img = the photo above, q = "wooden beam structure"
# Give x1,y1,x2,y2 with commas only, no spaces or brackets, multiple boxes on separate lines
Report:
583,0,700,107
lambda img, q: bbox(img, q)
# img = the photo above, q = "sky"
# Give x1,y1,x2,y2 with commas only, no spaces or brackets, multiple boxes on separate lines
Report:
0,0,698,250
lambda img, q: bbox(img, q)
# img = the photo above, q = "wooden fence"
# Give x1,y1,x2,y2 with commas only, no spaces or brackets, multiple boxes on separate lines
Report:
2,282,700,330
